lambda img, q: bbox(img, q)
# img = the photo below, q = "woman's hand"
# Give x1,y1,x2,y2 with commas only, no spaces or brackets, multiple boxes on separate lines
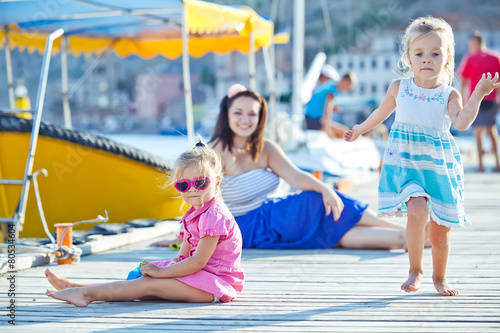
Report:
344,124,362,142
321,186,344,221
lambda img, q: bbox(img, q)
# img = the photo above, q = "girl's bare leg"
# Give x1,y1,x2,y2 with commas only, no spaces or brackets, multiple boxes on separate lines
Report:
46,276,214,307
45,268,167,301
402,197,428,293
429,219,459,296
45,268,91,290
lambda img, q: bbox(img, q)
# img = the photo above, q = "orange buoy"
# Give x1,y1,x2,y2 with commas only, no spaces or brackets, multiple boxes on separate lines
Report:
54,223,73,264
312,170,323,181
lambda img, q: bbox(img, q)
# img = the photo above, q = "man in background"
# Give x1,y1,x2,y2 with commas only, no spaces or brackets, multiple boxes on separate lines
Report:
458,31,500,172
305,71,357,139
313,64,340,93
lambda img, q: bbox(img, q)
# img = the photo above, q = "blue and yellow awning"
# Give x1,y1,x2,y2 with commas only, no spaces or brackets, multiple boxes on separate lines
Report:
0,0,276,59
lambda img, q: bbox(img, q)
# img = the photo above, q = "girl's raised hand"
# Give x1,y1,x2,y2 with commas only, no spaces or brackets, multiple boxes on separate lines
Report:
475,72,500,98
344,125,362,142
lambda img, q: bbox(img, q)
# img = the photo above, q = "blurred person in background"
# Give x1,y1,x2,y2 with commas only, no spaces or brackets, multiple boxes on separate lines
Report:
458,31,500,172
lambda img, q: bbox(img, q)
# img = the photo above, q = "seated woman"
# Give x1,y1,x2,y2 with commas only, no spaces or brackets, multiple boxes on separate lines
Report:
207,83,427,250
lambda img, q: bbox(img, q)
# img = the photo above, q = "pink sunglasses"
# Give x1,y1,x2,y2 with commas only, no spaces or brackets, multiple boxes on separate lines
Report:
174,177,210,192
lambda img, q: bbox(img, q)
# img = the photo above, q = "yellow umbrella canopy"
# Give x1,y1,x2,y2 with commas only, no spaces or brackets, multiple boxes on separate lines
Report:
0,0,275,59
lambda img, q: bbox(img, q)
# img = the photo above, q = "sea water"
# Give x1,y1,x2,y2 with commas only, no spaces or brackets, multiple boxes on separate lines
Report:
103,133,196,162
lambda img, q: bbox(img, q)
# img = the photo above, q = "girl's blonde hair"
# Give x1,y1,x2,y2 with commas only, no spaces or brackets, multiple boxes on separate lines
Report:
174,142,223,181
399,16,455,85
170,141,223,203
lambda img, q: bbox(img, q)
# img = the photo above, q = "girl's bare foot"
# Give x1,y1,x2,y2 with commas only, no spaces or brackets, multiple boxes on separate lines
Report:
433,278,459,296
46,288,91,307
45,268,81,290
401,271,423,292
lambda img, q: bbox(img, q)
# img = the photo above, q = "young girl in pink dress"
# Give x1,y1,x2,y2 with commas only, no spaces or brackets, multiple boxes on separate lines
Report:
45,142,244,306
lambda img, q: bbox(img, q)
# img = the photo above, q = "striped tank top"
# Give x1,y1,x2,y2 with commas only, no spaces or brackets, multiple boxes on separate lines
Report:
220,168,280,217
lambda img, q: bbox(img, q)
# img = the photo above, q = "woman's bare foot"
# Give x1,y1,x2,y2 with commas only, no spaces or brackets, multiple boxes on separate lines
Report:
45,268,82,290
401,271,423,292
46,288,91,307
433,278,459,296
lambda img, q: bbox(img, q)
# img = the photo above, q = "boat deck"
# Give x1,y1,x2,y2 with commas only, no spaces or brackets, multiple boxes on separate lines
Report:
1,167,499,332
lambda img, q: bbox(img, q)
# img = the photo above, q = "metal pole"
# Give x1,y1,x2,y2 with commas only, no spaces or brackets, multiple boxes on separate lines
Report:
292,0,304,124
181,0,194,145
4,27,15,109
61,35,72,128
67,41,115,100
263,45,276,141
248,28,256,90
16,28,64,236
320,0,333,49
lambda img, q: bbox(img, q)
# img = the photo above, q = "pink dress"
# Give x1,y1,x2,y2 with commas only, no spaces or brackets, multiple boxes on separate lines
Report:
152,197,244,302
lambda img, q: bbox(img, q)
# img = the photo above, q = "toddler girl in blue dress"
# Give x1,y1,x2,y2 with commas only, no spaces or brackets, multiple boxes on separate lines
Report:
345,16,500,296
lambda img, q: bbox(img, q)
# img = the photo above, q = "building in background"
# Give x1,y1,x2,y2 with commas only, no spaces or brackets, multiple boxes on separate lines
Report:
329,30,500,105
1,1,500,135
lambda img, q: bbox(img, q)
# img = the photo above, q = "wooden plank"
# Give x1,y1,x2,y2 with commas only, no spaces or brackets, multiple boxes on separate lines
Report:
0,220,181,274
1,171,499,332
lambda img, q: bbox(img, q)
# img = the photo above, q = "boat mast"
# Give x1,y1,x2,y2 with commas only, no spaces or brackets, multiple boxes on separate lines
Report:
182,0,195,145
291,0,304,125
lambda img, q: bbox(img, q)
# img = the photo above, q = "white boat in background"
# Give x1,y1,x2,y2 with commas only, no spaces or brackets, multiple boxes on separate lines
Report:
287,130,381,180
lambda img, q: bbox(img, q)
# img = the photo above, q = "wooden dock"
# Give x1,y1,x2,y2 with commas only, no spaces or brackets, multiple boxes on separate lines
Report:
1,168,500,332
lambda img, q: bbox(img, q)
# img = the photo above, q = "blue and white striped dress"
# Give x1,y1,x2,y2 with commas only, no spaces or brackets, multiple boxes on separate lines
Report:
378,78,469,228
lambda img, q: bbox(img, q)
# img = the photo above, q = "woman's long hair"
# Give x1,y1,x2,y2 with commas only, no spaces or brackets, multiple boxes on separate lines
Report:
209,89,268,161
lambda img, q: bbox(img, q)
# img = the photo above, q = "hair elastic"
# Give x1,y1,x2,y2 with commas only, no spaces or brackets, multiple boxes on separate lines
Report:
227,83,247,98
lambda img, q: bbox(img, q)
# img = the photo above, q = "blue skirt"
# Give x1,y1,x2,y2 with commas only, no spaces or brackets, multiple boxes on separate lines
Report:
235,190,368,249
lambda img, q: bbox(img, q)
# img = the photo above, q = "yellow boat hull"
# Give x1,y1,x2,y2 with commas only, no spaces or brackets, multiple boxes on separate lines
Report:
0,115,185,238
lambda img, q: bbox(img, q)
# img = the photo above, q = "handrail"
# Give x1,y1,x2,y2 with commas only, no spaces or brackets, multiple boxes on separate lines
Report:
8,29,64,239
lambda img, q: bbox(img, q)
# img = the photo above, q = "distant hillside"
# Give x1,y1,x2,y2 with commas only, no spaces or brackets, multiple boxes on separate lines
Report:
396,0,500,30
211,0,499,53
